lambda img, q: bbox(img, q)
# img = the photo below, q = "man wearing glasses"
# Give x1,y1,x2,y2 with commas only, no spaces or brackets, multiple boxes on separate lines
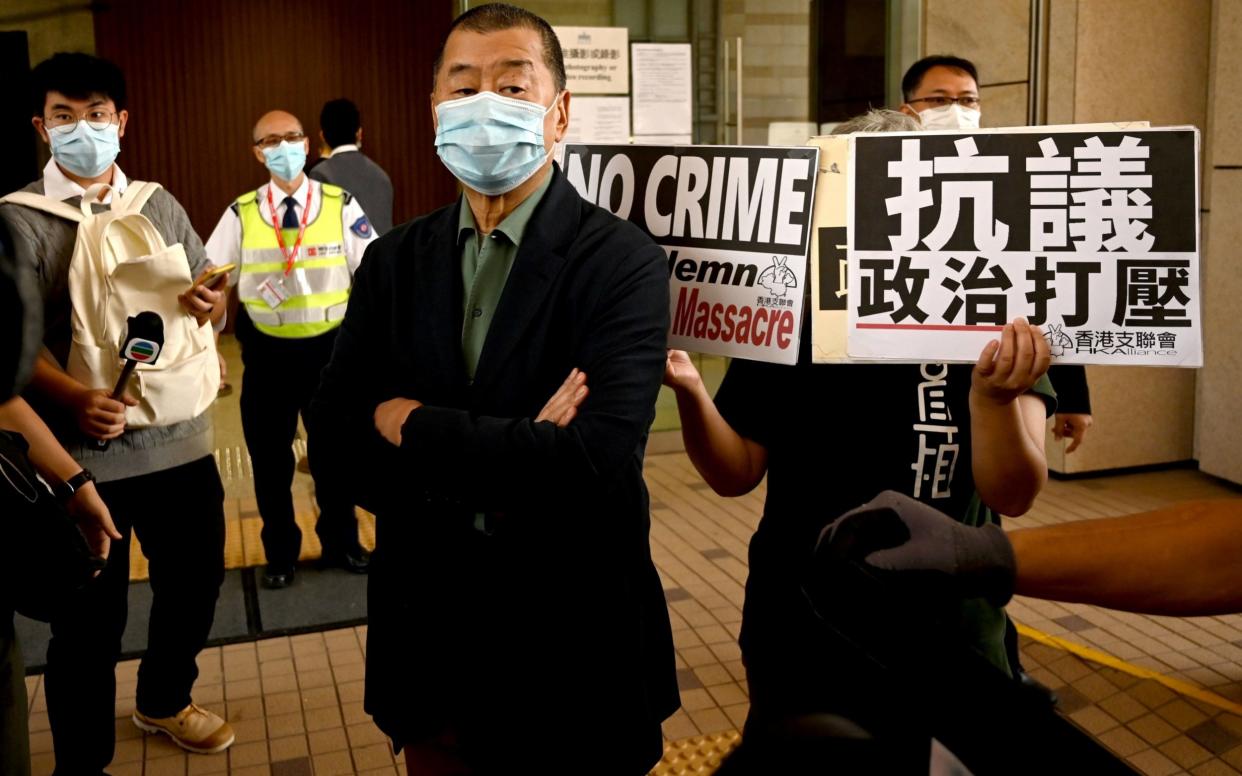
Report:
204,110,376,590
898,54,983,130
0,53,233,766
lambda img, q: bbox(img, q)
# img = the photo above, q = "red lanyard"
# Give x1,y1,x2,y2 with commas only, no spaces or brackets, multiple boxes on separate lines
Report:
265,184,313,276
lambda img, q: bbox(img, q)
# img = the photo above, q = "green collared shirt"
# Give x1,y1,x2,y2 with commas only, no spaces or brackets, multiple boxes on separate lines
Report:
456,172,553,382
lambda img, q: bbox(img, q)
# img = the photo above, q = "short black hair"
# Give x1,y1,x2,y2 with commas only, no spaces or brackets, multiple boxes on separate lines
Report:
320,98,361,148
901,55,978,102
30,52,127,117
432,3,566,93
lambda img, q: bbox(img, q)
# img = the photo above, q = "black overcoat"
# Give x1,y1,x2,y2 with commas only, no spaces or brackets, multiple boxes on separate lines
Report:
310,165,679,772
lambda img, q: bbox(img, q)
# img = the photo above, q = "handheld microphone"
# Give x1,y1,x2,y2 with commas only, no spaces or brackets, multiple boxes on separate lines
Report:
93,311,164,451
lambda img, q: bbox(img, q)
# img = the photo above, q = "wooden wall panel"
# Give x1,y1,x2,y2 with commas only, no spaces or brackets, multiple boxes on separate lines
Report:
93,0,456,239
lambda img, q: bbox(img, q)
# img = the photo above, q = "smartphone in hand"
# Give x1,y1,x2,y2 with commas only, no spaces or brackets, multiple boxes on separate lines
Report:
192,263,236,291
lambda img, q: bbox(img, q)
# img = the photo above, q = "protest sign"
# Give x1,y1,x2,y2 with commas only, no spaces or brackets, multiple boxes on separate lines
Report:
811,123,1151,363
807,135,851,362
846,127,1201,366
564,144,819,364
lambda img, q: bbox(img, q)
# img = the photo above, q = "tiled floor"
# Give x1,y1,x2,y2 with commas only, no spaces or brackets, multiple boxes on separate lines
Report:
23,335,1242,774
26,453,1242,774
645,455,1242,775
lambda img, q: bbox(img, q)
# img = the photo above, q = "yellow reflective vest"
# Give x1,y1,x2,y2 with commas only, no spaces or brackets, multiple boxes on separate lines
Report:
236,183,351,338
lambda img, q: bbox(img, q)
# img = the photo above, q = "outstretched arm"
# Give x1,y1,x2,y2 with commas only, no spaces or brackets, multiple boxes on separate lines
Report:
1010,500,1242,616
823,494,1242,617
663,350,767,497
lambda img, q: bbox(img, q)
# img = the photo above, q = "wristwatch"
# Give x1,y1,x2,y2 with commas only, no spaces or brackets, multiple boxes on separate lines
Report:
54,468,96,502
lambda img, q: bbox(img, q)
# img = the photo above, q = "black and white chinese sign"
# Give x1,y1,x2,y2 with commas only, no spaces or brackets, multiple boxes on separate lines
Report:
847,128,1201,366
564,144,819,364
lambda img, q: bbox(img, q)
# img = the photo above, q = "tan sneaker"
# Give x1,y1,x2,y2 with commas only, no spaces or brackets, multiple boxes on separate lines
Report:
132,703,235,754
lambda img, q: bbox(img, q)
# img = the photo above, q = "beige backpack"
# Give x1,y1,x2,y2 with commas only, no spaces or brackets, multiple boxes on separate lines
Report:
0,182,219,427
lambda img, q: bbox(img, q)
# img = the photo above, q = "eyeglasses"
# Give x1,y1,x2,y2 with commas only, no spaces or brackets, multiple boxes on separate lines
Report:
254,131,306,149
44,108,119,134
909,95,981,110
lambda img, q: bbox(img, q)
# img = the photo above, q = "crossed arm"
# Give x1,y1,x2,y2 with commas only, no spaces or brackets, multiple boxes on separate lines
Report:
311,243,670,514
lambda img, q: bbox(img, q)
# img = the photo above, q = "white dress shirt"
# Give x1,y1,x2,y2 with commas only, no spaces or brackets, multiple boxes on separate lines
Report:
42,158,128,203
326,144,358,158
204,175,376,282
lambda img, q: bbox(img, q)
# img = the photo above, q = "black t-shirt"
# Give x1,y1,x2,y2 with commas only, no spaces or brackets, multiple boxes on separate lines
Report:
713,333,1056,691
1047,364,1091,414
717,351,1055,557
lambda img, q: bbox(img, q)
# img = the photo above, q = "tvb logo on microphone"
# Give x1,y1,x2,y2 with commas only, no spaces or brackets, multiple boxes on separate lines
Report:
123,338,161,363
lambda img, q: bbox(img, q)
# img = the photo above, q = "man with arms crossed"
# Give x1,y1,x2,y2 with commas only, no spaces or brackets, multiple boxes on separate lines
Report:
310,5,677,773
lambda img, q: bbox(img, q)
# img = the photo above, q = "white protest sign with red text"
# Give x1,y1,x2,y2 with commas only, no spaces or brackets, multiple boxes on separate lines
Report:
563,144,819,364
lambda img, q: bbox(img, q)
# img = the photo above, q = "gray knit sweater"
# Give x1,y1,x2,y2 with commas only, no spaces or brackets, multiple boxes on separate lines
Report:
0,180,214,482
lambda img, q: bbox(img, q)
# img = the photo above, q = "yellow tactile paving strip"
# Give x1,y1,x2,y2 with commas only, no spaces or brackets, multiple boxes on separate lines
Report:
651,731,741,775
1019,623,1242,718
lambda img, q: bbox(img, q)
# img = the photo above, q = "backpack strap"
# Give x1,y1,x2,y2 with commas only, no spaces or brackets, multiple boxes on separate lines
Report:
0,191,85,223
81,183,114,216
113,180,163,215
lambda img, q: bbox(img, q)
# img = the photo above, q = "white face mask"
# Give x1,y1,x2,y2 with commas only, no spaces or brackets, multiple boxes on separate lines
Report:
918,103,981,130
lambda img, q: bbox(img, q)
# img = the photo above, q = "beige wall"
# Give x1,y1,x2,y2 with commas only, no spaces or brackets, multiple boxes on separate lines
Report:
511,0,613,26
1054,0,1208,474
1197,0,1242,484
924,0,1029,128
0,1,95,65
1072,0,1211,131
722,0,812,145
928,0,1213,475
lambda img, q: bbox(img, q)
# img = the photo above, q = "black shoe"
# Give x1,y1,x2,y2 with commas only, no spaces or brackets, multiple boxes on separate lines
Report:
317,547,370,574
261,564,296,589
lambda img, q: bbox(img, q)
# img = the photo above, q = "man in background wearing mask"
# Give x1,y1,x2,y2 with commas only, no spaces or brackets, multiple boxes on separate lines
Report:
898,54,982,130
0,52,233,766
309,4,677,772
205,110,376,589
899,55,1095,453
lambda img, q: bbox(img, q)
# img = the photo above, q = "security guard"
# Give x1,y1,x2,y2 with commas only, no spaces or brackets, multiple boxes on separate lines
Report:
206,109,376,589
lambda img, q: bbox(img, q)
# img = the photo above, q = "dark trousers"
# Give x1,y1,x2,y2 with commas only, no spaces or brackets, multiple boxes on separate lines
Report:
237,318,359,568
45,455,225,775
1,616,30,776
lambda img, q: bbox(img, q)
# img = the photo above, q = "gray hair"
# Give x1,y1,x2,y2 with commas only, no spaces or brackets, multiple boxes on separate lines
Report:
831,108,921,134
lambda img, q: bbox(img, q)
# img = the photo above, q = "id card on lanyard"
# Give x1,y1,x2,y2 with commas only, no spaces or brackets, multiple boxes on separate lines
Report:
256,184,313,309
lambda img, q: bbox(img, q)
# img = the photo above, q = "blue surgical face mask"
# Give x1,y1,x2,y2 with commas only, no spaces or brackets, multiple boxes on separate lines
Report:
434,91,559,196
263,140,307,182
49,122,120,179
